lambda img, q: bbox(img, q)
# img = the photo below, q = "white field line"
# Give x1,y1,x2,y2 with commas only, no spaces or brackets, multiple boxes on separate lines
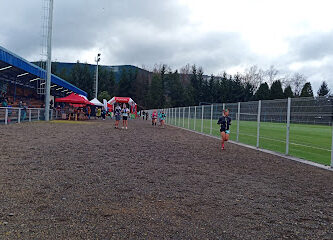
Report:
166,123,333,172
204,126,331,152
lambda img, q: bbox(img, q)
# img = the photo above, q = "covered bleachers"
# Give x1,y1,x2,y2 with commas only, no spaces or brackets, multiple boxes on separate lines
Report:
0,45,87,123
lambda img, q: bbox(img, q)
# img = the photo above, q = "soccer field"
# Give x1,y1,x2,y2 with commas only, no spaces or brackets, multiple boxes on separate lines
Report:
168,117,332,166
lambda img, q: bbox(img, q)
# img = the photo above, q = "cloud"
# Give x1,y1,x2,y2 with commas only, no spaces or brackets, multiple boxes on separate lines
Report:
1,0,333,93
290,31,333,61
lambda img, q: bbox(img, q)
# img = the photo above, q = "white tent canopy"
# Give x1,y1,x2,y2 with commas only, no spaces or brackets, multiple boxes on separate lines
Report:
89,98,104,107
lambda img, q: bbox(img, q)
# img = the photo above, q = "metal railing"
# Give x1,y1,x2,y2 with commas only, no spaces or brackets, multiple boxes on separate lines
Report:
147,96,333,168
0,107,61,124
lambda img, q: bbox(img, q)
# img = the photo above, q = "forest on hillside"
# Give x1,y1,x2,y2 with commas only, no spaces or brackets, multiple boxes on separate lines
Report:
51,61,331,110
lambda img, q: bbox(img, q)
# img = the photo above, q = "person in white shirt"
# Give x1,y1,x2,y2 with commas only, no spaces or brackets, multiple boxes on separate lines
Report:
121,103,130,129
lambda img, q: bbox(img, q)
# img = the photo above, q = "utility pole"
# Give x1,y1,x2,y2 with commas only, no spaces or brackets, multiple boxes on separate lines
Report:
95,53,101,99
44,0,54,121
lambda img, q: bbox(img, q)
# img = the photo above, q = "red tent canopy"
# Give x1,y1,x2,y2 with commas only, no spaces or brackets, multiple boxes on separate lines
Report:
55,93,92,105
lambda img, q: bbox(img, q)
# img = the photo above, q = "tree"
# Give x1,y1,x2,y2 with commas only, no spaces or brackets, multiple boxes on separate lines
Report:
117,69,131,97
300,82,314,97
243,82,255,102
270,80,284,99
190,65,199,104
167,70,185,107
98,91,111,102
290,73,306,97
265,65,279,86
255,82,270,100
98,66,116,98
148,73,163,108
69,61,93,98
243,65,264,91
208,75,218,103
197,67,204,103
317,81,330,96
284,85,293,98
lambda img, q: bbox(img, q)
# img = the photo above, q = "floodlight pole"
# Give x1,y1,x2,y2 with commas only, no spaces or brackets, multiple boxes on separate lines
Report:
44,0,54,121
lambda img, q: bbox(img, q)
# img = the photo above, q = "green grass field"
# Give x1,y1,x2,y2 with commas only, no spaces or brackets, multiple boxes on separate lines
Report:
167,117,332,166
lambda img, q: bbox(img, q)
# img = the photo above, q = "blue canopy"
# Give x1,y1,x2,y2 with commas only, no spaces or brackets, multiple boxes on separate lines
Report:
0,45,87,96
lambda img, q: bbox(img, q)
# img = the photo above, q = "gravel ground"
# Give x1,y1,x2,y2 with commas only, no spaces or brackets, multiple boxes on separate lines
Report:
0,119,333,240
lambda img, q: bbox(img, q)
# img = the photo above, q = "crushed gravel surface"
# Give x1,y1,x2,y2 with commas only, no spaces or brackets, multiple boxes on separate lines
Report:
0,119,333,239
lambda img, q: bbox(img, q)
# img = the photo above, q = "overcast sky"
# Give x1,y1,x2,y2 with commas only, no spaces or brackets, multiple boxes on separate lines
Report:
1,0,333,92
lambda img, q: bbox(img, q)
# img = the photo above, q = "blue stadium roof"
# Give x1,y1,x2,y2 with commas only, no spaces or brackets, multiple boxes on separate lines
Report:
0,45,87,96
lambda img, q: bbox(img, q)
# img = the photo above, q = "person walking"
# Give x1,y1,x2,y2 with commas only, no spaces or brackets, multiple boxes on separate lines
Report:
96,107,102,119
114,104,121,128
121,103,130,129
152,110,158,126
217,109,232,150
158,111,166,128
87,106,91,120
101,108,106,120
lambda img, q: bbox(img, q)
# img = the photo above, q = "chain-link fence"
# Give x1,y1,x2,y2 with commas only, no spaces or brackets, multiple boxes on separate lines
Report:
148,96,333,168
0,107,62,124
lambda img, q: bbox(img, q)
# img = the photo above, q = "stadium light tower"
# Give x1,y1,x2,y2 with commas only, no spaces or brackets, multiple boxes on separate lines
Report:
95,53,101,99
44,0,54,121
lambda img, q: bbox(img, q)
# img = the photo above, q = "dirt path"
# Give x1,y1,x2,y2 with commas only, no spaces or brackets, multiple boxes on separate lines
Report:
0,119,332,239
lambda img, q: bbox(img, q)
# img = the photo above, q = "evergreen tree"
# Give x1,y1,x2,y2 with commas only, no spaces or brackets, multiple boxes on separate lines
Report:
57,68,69,81
243,82,255,102
208,75,217,103
168,70,184,107
230,73,244,102
284,85,294,98
149,74,163,108
117,69,131,97
69,61,93,98
300,82,314,97
255,82,270,100
317,81,330,96
98,67,116,98
190,65,199,104
270,80,284,99
197,67,204,103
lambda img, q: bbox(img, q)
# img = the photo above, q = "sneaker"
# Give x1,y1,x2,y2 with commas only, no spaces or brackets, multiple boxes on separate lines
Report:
122,127,124,129
125,127,127,129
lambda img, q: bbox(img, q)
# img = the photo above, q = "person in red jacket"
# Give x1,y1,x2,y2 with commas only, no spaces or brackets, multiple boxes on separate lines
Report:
151,110,158,126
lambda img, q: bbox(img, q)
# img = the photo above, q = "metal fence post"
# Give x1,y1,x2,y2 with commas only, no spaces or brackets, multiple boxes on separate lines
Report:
188,106,190,129
5,108,8,125
29,109,31,122
210,104,213,135
168,109,169,124
183,107,185,127
38,109,40,121
194,106,197,131
166,108,168,124
201,105,204,132
50,109,53,120
56,109,58,119
223,103,225,111
286,97,291,155
236,102,240,142
179,107,181,126
256,100,261,148
18,109,21,123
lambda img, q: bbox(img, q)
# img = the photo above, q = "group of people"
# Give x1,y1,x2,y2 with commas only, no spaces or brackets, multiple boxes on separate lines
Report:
114,103,130,129
1,96,28,122
151,110,166,128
